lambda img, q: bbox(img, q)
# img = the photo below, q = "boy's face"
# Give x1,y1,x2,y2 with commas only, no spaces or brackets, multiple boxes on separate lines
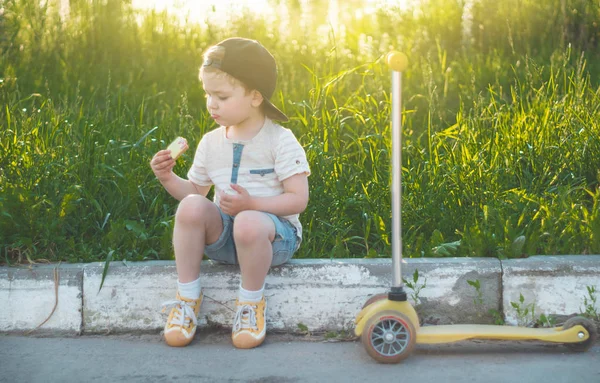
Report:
201,72,261,127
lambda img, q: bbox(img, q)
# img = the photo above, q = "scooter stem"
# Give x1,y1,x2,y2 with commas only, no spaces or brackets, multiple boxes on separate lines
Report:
391,68,403,288
386,52,408,289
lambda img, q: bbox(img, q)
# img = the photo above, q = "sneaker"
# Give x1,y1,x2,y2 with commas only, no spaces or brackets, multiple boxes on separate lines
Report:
232,296,267,349
161,291,203,347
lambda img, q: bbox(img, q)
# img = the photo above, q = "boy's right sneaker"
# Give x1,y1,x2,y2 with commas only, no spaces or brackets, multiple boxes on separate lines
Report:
161,291,203,347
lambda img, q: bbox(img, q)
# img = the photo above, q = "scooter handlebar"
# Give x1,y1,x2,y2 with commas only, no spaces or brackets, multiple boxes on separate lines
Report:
386,51,408,72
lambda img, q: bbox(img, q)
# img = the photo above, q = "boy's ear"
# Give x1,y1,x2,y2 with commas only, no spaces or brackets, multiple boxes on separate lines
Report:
251,89,264,108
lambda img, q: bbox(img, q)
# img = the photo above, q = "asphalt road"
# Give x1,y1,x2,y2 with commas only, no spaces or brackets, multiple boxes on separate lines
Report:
1,331,598,383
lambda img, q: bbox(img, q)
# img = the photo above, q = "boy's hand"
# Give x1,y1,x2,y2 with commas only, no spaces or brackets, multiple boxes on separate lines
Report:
219,184,252,216
150,150,176,182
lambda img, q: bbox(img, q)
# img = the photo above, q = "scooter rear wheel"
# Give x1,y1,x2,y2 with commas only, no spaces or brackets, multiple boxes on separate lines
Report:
563,316,598,352
361,310,416,363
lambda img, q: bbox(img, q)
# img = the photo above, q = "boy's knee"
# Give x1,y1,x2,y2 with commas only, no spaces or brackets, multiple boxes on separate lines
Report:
176,195,211,225
233,211,271,245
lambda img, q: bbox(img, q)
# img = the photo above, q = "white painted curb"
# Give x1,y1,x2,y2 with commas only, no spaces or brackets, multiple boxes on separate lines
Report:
503,256,600,325
1,266,82,333
0,256,598,334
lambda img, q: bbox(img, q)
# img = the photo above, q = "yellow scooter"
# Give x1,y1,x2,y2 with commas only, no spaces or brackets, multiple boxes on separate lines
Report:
354,52,598,364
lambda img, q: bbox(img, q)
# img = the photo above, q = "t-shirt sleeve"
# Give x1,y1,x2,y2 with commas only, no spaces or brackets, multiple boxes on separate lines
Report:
274,129,311,181
187,135,213,186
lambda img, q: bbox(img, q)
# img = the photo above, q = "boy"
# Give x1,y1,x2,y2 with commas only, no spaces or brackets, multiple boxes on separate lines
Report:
150,37,310,349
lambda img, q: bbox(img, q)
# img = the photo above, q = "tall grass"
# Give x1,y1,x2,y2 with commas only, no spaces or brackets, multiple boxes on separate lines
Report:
1,0,599,263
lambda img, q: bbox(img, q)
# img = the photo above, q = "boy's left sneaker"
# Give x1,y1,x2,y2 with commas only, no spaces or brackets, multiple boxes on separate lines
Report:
232,296,267,349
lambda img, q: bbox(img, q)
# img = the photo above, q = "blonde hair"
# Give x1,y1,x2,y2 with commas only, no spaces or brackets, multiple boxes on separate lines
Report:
199,45,248,91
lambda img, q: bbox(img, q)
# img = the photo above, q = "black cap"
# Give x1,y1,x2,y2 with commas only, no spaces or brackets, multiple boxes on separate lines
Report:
202,37,289,122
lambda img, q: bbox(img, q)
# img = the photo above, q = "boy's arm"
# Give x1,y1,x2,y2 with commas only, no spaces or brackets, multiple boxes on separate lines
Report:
151,149,211,201
221,173,308,216
251,173,309,215
160,173,211,201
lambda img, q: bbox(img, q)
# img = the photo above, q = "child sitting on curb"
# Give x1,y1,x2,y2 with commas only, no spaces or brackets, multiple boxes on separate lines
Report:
150,37,310,349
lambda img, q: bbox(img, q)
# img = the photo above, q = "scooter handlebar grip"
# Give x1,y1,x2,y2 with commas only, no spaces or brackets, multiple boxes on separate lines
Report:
386,51,408,72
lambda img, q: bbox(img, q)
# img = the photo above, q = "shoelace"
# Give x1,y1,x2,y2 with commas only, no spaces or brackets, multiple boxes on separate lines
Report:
162,299,198,328
233,304,258,332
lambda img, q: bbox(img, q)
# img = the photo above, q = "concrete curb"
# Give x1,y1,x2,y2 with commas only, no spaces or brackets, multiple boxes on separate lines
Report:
0,265,83,333
503,256,600,325
1,256,598,334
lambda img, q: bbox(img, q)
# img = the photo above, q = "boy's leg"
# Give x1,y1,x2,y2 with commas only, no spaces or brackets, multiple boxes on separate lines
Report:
163,194,224,347
233,210,276,290
231,210,276,349
173,194,224,282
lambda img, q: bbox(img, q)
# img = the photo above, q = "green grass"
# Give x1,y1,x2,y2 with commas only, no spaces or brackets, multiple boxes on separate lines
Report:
1,0,599,263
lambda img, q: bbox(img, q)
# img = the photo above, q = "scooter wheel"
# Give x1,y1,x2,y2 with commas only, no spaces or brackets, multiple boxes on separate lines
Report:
361,293,388,309
562,316,598,352
361,310,416,363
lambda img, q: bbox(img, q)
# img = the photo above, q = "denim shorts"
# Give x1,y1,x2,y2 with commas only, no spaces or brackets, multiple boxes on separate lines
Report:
204,208,299,266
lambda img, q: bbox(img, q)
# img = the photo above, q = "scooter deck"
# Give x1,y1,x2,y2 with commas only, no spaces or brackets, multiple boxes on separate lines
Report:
417,324,587,344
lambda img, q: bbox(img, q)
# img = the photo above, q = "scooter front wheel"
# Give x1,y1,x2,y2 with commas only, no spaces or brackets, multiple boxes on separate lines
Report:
361,293,388,309
361,310,416,363
563,316,598,352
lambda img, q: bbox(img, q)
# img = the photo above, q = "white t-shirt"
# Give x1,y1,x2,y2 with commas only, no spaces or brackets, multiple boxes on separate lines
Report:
187,118,311,241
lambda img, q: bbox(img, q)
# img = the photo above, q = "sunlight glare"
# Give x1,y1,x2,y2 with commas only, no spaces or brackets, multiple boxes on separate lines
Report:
130,0,410,27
